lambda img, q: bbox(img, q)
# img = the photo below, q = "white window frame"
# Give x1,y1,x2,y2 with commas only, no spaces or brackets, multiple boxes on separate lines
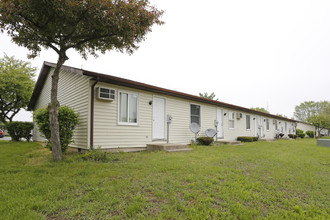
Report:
190,104,201,127
266,119,270,131
246,115,251,130
118,90,139,126
228,111,235,129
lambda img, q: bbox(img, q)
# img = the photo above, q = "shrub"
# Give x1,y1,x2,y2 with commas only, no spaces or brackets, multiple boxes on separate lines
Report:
295,129,305,139
296,129,304,135
297,133,305,138
306,131,314,138
6,122,34,141
237,136,259,142
80,149,110,162
34,106,79,152
196,137,214,145
288,134,297,139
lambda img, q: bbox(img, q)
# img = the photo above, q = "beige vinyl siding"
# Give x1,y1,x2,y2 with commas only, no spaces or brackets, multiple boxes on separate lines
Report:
166,98,193,143
33,67,305,149
33,68,90,148
93,82,152,148
93,83,220,148
219,111,295,140
33,69,52,142
93,81,302,148
221,109,255,140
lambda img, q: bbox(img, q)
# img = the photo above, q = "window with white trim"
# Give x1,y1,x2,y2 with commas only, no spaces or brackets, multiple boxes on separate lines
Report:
190,104,201,126
118,91,138,125
246,115,251,130
229,111,235,129
266,119,270,131
285,122,287,131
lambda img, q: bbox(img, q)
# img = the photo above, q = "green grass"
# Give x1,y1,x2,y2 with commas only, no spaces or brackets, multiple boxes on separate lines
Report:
0,139,329,219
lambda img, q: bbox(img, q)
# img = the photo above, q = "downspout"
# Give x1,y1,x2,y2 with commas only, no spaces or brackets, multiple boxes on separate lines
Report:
90,77,99,150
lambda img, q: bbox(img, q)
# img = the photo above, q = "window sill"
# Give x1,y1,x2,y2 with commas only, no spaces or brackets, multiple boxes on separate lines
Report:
118,122,139,126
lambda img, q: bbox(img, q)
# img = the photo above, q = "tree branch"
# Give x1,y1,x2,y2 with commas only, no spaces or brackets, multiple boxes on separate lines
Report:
66,33,116,50
8,108,20,122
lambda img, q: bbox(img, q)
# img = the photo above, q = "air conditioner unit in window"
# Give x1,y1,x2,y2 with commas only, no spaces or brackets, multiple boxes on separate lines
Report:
97,87,115,101
236,113,242,119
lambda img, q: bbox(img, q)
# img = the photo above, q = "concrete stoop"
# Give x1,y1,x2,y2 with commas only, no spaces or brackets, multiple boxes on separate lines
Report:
147,143,192,152
214,140,242,145
259,138,277,142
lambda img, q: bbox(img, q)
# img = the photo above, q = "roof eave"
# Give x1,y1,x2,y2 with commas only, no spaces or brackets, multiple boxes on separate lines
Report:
27,62,51,111
82,70,298,123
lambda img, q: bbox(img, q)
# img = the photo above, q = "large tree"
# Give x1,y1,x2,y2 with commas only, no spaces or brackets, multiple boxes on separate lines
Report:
294,101,329,122
199,92,218,101
0,54,36,124
307,105,330,135
250,107,269,114
0,0,163,160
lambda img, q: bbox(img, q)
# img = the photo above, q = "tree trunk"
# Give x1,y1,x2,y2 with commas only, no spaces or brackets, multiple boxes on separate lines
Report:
48,55,67,161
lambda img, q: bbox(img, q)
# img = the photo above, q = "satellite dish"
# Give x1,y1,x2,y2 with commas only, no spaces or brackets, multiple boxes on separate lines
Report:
190,122,200,133
205,129,216,138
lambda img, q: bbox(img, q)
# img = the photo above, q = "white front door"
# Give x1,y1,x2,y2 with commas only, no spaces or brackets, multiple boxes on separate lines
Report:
260,117,264,137
152,97,166,140
216,108,224,139
255,115,258,137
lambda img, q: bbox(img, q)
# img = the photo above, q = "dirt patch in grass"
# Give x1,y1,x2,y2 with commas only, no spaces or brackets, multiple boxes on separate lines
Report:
25,147,52,165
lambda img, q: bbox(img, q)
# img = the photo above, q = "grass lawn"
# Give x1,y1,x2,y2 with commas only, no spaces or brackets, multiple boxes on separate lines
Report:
0,139,329,219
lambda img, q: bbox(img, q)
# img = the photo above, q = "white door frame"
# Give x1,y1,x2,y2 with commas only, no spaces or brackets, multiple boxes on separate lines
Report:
254,115,258,137
216,108,224,139
152,96,166,140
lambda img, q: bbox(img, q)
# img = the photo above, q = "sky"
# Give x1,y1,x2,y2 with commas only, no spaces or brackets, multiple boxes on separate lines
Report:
1,0,330,122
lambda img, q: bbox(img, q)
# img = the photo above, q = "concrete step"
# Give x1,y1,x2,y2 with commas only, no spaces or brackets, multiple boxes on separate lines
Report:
215,140,242,145
259,138,276,142
147,143,189,151
165,148,192,152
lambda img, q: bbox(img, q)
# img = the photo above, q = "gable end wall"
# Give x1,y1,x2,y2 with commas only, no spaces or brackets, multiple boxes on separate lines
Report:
33,68,91,148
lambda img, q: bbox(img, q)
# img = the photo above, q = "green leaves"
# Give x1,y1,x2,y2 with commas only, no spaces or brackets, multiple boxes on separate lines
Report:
199,92,218,101
0,54,36,123
5,121,34,141
34,106,79,152
294,101,330,122
250,107,270,114
295,101,330,134
0,0,164,59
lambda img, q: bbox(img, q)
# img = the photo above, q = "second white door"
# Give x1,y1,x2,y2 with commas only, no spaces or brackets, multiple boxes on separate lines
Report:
152,97,166,140
217,108,224,139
